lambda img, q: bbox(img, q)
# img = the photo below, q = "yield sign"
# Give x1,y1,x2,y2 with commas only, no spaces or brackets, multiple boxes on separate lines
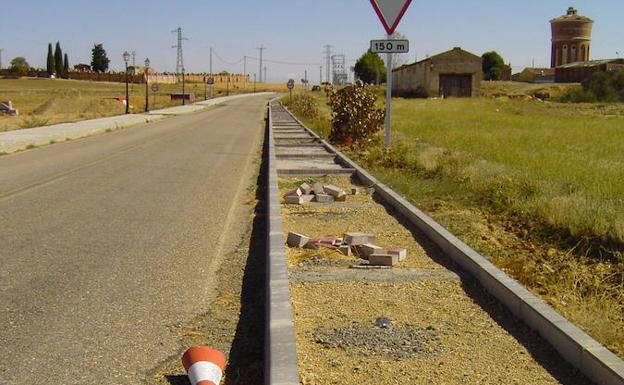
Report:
369,0,413,35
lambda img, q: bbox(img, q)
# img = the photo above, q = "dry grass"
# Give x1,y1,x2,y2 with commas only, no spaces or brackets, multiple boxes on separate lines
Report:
287,85,624,358
0,77,287,131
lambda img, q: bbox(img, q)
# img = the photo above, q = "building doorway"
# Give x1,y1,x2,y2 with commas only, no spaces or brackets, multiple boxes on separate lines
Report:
439,74,472,97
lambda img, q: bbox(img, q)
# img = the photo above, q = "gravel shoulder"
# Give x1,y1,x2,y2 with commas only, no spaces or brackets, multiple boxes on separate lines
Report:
279,176,592,385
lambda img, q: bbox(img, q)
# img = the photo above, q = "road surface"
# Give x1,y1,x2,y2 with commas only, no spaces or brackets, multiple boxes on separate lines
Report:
0,94,271,385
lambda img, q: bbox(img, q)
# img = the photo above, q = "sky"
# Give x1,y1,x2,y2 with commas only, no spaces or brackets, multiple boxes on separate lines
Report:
1,0,623,83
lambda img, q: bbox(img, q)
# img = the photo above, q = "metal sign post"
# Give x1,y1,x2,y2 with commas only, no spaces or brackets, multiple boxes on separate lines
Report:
287,79,295,103
151,83,159,110
369,0,413,147
385,39,393,147
207,77,214,98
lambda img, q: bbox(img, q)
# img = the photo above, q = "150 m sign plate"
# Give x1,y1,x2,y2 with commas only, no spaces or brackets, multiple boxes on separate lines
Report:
370,39,409,53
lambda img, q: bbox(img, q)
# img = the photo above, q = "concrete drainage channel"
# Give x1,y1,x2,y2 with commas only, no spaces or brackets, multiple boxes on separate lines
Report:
264,101,624,385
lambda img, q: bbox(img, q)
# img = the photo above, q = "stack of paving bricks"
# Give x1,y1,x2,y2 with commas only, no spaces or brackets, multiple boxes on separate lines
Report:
270,103,354,176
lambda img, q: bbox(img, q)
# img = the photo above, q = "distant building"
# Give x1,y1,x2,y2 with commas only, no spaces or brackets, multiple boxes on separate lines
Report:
550,7,593,68
392,47,482,98
73,64,91,72
555,59,624,83
512,67,555,83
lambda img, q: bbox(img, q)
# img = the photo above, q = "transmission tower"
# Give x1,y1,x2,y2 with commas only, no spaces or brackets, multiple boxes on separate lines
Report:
257,46,266,82
323,45,332,84
172,27,188,74
331,54,347,85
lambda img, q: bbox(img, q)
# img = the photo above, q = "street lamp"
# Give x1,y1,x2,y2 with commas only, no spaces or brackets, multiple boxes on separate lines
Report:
144,58,150,112
253,73,256,93
123,51,130,114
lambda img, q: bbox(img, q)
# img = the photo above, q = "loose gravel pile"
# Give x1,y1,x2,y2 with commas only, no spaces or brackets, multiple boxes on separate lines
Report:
315,322,441,359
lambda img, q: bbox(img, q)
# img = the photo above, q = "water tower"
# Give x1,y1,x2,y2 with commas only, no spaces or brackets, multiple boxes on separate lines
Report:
550,7,593,67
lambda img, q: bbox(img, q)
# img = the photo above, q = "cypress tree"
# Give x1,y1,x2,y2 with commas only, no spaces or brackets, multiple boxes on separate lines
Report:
46,43,54,76
91,43,110,73
54,42,63,76
63,53,69,75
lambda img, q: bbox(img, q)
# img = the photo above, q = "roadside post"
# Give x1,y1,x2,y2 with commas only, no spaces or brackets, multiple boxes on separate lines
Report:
151,83,159,110
287,78,295,103
144,58,150,112
207,77,214,99
203,76,207,100
369,0,413,147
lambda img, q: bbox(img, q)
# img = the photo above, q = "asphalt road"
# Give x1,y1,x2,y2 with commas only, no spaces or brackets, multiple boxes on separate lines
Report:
0,95,271,385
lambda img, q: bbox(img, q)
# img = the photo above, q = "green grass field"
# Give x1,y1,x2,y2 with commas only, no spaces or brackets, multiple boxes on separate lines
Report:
0,77,287,131
287,84,624,358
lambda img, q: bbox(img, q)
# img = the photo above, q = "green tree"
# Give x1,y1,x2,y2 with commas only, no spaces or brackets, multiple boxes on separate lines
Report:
63,53,69,75
91,43,109,73
354,50,386,84
46,43,54,76
54,42,63,75
482,51,505,81
9,57,30,76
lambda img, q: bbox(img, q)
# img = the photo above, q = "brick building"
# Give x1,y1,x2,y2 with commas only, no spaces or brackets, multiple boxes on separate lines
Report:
555,59,624,83
392,47,482,98
550,7,593,68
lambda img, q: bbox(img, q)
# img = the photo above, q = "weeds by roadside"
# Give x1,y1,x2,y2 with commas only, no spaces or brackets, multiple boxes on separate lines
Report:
286,86,624,358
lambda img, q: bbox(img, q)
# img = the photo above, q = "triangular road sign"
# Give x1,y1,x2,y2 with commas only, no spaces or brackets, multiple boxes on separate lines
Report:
369,0,413,35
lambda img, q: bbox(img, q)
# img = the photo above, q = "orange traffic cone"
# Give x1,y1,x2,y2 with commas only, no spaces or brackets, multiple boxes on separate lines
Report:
182,346,227,385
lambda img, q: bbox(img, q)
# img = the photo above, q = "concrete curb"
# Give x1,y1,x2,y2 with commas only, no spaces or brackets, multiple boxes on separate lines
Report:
264,99,300,385
280,103,624,385
0,92,275,154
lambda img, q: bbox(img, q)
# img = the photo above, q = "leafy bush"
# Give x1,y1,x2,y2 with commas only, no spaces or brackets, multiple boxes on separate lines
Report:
288,93,319,120
326,82,385,145
560,70,624,103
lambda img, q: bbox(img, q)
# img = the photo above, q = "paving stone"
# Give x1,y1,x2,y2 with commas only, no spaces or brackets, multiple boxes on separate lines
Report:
344,232,376,246
324,184,346,198
284,188,303,197
285,195,304,205
287,232,310,248
312,182,325,195
314,193,334,203
300,182,313,195
356,243,383,259
339,245,352,256
388,247,408,262
369,253,399,267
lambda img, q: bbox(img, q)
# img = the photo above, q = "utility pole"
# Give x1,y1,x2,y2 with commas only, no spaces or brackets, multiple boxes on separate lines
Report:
264,66,267,84
304,69,308,93
0,49,4,70
257,46,266,82
323,45,332,84
243,56,247,89
172,27,188,76
319,65,322,85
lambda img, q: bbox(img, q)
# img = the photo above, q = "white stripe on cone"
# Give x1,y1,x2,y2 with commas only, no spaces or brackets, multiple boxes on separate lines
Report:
187,361,223,385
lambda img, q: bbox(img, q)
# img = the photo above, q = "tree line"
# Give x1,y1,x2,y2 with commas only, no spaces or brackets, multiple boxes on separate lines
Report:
4,43,111,77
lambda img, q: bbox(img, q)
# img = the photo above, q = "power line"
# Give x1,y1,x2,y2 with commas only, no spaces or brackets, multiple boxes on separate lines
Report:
212,50,245,66
172,27,188,74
